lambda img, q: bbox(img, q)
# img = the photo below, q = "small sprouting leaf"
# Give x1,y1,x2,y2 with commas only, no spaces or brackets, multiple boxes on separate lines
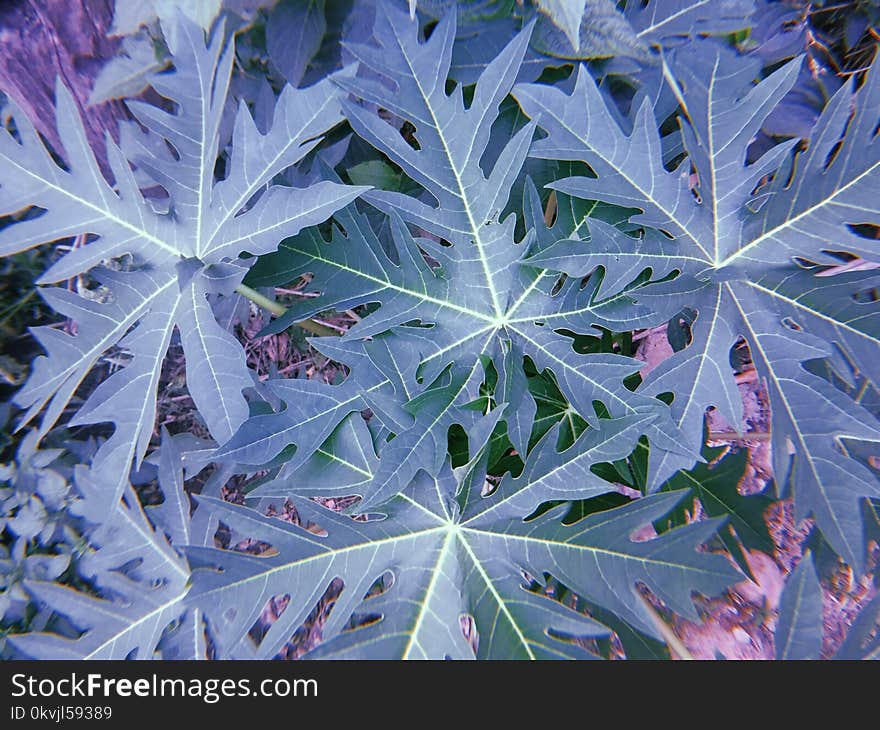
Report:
9,465,191,659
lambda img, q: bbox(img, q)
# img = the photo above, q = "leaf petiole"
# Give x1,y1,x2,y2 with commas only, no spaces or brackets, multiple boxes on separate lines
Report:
235,284,339,338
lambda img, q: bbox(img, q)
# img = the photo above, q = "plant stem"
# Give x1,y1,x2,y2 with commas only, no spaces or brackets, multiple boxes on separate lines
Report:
235,283,286,316
0,288,36,328
708,431,771,442
235,284,338,338
635,591,694,660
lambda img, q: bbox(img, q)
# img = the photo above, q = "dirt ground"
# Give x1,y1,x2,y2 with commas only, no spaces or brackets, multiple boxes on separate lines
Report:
634,326,878,660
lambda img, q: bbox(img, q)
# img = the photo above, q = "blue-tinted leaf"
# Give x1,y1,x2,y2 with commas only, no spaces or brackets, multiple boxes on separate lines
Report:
0,16,363,513
775,552,823,660
515,41,880,570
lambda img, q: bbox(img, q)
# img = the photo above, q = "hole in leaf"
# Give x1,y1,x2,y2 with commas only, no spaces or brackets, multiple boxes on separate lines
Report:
550,273,567,296
481,474,501,497
459,614,479,655
400,120,420,151
248,593,291,647
628,522,659,543
274,578,344,659
448,423,469,467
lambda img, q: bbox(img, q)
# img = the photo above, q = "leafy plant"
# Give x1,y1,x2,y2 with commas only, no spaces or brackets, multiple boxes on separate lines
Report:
189,418,737,659
514,37,880,570
0,0,878,660
226,8,685,509
0,15,362,515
